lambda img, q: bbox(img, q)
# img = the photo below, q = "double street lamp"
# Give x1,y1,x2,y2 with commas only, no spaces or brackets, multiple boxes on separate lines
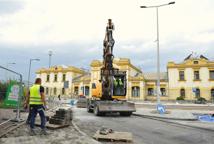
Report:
27,58,40,88
140,2,175,104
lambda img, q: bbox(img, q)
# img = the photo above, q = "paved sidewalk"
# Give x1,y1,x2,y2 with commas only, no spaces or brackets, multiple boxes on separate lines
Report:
0,105,101,144
134,108,214,131
134,108,203,120
0,124,100,144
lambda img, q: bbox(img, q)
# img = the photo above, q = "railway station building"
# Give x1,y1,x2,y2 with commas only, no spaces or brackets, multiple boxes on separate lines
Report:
36,54,214,102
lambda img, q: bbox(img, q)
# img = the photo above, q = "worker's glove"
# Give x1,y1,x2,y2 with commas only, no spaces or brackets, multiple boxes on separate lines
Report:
44,105,48,111
23,102,28,110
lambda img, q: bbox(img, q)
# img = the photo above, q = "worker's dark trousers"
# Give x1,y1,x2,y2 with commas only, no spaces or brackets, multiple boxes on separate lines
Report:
30,105,46,129
26,107,32,124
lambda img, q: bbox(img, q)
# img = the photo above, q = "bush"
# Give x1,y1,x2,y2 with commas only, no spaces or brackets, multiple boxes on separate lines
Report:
0,82,9,101
195,97,207,104
176,96,184,101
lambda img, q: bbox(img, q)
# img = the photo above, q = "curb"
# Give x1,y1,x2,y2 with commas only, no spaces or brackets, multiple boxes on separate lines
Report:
134,114,214,132
72,120,101,144
133,113,197,121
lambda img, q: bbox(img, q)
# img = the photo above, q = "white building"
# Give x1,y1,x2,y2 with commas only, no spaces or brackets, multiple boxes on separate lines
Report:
36,65,85,97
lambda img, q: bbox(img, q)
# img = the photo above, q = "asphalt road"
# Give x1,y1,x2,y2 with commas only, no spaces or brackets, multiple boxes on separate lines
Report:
73,107,214,144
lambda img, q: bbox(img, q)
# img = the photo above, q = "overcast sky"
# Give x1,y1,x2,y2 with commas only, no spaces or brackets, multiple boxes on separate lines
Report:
0,0,214,82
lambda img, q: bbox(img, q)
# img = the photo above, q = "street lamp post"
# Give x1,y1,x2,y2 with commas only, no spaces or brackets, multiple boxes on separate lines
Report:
6,62,16,80
27,58,40,88
140,2,175,104
48,51,53,68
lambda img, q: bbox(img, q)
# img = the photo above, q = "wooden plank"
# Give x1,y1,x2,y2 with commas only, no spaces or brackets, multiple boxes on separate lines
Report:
93,130,133,142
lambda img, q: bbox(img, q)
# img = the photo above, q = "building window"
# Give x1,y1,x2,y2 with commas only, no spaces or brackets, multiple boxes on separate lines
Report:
160,88,166,96
81,86,84,96
92,83,96,89
54,87,57,95
193,61,198,64
62,74,66,82
180,89,185,97
54,74,57,82
62,88,65,95
211,89,214,99
194,71,200,80
210,71,214,80
46,74,50,82
148,88,154,96
46,87,49,95
85,86,90,96
195,88,200,98
74,86,78,95
179,71,185,80
132,86,140,97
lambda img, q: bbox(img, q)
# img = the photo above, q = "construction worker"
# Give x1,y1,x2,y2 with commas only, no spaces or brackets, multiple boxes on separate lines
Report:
113,77,123,95
118,78,123,87
113,77,118,87
25,78,47,135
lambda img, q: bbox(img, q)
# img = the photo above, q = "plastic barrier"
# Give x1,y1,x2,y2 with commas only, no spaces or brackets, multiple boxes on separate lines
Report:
198,115,214,122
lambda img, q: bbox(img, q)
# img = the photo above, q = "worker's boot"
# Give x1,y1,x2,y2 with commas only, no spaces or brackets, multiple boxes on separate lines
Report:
29,129,36,136
40,128,48,135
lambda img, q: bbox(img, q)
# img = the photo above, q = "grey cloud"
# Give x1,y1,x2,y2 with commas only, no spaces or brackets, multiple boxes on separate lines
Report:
0,38,213,83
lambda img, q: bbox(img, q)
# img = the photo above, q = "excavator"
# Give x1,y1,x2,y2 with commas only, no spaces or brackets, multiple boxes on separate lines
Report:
86,19,136,116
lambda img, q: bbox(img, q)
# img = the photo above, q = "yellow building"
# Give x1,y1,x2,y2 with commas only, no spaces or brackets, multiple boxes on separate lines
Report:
35,54,214,101
90,58,144,100
36,65,85,97
143,72,169,101
72,73,91,97
167,54,214,101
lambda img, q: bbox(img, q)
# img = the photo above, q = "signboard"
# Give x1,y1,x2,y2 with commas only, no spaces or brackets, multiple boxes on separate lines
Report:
3,83,20,108
156,104,166,114
192,88,197,93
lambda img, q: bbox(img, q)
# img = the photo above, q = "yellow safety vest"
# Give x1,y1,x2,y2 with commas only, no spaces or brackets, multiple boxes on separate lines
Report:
118,79,123,86
114,79,118,87
29,84,43,105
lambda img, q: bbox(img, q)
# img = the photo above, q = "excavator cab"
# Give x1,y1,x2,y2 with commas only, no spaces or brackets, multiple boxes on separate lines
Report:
91,71,126,99
113,71,126,97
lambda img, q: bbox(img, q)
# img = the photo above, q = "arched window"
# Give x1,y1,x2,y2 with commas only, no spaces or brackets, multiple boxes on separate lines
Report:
85,86,90,96
132,86,140,97
160,88,166,96
148,88,154,96
54,87,57,95
211,89,214,98
62,88,65,95
180,89,185,97
74,86,79,95
46,87,49,95
195,88,200,98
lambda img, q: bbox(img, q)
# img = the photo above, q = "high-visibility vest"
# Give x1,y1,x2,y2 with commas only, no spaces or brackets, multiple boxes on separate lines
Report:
118,79,123,86
29,84,43,105
114,79,118,87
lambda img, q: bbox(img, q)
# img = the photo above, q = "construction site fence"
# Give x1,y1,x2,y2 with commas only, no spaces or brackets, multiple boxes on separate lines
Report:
0,65,23,121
